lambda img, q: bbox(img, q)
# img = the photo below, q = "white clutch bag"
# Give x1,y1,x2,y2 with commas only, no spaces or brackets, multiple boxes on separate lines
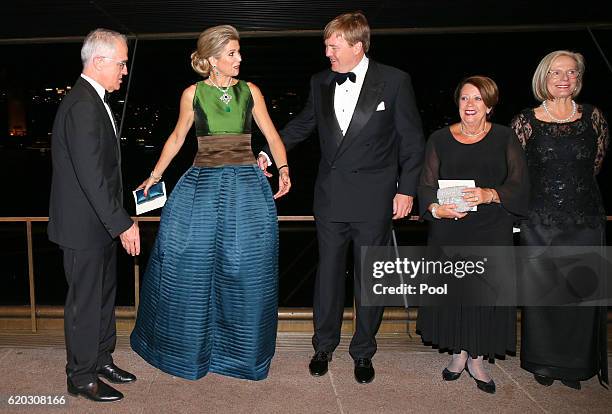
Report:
437,180,476,212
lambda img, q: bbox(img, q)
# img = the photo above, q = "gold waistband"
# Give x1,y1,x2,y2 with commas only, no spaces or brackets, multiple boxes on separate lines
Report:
193,134,254,167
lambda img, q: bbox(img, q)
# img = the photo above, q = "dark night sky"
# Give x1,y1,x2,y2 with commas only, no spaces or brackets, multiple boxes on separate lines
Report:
0,10,611,306
1,28,611,217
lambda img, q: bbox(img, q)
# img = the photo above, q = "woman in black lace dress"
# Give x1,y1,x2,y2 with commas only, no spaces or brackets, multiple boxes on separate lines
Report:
418,76,529,394
511,50,609,389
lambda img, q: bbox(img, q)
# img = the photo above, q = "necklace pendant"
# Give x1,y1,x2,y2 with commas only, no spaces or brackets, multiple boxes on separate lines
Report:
219,92,232,105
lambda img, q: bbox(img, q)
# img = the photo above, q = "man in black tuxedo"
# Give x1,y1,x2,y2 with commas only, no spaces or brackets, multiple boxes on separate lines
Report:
261,12,424,383
48,28,140,402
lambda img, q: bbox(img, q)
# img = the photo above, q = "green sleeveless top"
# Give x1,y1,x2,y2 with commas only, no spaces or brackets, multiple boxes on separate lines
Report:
193,80,254,136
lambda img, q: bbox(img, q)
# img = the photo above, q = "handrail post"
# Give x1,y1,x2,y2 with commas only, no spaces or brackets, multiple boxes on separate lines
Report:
133,218,140,313
26,220,37,332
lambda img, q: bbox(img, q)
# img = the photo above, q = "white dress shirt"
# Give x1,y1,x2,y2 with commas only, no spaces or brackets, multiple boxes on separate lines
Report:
259,55,370,166
81,74,117,135
334,55,369,136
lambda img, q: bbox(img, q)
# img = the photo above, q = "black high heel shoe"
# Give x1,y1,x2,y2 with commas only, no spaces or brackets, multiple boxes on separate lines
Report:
442,364,465,381
465,362,496,394
534,374,554,386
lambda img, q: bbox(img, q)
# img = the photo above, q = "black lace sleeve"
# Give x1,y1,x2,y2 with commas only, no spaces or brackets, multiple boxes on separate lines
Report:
495,130,530,218
417,136,440,221
510,111,532,149
592,106,609,175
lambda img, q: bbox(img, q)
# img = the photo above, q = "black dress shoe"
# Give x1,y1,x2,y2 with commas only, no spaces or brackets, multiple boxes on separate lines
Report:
309,351,332,377
465,364,496,394
534,374,554,386
442,366,464,381
67,378,123,402
561,379,581,390
354,358,375,384
97,364,137,384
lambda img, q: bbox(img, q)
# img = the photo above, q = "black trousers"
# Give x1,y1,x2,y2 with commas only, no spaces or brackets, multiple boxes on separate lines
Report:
313,218,390,360
62,242,117,386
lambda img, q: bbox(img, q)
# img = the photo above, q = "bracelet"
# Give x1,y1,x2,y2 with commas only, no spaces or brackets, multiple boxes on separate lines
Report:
431,203,441,219
150,171,162,182
278,164,289,171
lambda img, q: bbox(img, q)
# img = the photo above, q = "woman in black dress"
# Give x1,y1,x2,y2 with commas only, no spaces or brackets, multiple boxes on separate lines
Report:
417,76,529,394
511,50,609,389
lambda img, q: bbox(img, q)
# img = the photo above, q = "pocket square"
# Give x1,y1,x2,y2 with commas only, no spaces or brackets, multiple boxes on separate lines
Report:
376,101,385,111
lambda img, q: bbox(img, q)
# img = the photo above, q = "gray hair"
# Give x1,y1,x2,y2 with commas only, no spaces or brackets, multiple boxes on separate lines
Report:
532,50,585,102
81,28,127,67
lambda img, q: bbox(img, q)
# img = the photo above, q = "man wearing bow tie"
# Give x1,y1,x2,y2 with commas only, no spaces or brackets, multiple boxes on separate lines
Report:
260,11,424,383
49,28,140,402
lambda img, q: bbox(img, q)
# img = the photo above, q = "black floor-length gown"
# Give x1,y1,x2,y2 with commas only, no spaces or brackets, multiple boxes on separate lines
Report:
512,104,609,385
417,124,529,358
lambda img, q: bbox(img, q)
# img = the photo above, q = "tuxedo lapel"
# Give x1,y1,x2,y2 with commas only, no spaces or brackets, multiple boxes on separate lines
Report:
334,62,384,159
78,78,121,163
320,73,344,146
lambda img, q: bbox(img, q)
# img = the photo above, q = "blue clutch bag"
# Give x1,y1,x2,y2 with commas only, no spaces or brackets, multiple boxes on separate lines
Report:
135,182,165,204
133,182,167,215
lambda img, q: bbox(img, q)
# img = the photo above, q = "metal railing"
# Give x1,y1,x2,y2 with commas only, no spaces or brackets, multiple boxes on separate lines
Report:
2,216,610,333
0,216,418,332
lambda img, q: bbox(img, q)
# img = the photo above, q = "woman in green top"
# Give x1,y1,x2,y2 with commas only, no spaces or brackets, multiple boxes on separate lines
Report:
131,25,290,381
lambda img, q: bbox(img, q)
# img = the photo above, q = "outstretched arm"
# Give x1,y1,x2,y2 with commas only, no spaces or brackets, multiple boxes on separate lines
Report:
258,76,318,167
249,82,291,199
139,85,196,195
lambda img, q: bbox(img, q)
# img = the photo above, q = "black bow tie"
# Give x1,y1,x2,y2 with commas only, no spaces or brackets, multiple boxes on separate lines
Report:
334,71,356,85
103,91,111,104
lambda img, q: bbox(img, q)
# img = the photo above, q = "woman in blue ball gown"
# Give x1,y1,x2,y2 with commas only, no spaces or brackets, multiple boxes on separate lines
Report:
130,25,291,381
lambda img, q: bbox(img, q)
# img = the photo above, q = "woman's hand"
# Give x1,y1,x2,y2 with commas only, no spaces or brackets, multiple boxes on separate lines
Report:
462,187,494,207
257,153,273,177
434,203,468,220
136,175,158,197
273,169,291,199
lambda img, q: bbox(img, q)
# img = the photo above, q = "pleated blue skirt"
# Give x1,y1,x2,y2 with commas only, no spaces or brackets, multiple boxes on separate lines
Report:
130,165,278,380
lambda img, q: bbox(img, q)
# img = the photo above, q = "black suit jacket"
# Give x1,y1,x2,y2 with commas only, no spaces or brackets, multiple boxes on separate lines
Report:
48,77,132,249
279,60,425,222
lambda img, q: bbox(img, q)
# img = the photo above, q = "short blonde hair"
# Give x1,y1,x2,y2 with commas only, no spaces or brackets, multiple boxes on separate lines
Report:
191,25,240,77
532,50,585,102
324,11,370,53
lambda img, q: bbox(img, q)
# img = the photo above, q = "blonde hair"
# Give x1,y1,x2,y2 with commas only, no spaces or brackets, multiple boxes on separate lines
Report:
324,11,370,53
191,25,240,77
532,50,585,102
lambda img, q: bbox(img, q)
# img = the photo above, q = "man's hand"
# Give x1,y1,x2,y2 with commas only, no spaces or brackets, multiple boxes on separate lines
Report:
119,222,140,256
257,154,272,177
392,194,414,220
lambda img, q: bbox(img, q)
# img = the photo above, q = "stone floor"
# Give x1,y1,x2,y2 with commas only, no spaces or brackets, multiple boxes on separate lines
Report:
0,333,610,413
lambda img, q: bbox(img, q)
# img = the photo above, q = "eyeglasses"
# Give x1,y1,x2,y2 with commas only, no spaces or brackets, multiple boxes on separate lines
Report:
547,69,580,80
99,56,128,69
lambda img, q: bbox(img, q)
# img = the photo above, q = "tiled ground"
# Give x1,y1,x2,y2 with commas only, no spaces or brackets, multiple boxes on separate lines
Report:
0,334,610,413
